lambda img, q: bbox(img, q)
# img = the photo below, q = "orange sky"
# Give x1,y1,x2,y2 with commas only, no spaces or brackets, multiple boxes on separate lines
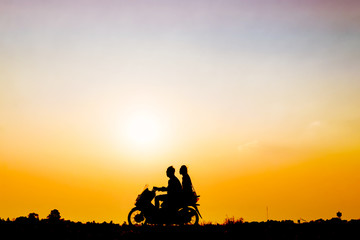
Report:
1,0,360,223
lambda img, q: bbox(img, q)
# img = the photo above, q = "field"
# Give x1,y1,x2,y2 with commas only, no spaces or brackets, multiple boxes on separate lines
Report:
1,217,359,240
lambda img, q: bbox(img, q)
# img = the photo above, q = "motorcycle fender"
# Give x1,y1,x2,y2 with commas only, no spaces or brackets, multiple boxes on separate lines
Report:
193,205,202,219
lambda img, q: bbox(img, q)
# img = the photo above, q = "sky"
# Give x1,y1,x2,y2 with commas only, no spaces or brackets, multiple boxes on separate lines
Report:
1,0,360,223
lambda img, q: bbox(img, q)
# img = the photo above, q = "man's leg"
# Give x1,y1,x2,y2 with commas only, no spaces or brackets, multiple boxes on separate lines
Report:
155,194,167,209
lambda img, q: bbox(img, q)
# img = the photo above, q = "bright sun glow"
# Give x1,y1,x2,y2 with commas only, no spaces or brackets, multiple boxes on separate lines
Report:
124,112,162,149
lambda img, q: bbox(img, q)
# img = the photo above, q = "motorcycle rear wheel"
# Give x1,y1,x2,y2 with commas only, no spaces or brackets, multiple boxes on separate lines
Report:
128,207,147,226
179,207,199,225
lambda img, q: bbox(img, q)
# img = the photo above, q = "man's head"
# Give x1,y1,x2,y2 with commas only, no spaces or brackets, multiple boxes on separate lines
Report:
180,165,188,175
166,166,175,178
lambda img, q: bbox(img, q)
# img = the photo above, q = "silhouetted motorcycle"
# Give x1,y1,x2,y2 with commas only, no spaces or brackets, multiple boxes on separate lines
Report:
128,186,202,226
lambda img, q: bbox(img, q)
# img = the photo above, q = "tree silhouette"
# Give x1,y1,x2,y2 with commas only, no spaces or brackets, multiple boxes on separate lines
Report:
336,211,342,219
47,209,61,222
28,213,39,222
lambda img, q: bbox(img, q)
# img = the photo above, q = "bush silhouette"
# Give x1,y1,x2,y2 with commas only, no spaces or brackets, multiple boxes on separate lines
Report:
47,209,61,222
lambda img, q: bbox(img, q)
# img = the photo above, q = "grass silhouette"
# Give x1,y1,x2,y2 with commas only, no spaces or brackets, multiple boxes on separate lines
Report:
1,210,359,240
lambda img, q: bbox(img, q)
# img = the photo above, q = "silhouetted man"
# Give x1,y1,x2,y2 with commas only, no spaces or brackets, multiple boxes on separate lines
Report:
179,165,195,202
154,166,182,209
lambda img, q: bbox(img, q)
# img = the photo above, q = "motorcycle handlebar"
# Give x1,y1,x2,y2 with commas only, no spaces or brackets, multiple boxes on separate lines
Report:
153,186,166,191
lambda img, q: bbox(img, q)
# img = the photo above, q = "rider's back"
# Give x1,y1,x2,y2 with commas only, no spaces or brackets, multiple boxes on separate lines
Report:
167,176,182,207
167,176,182,195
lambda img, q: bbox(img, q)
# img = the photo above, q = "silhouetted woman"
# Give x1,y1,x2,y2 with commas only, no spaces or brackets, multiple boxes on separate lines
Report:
179,165,194,202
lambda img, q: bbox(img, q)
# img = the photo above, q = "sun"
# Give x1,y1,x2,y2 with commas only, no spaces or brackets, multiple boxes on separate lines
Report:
123,111,163,149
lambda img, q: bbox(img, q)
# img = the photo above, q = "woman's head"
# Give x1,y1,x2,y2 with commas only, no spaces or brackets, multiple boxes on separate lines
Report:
180,165,188,175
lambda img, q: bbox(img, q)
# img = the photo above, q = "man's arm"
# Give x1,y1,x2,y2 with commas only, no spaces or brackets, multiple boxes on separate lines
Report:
153,186,167,191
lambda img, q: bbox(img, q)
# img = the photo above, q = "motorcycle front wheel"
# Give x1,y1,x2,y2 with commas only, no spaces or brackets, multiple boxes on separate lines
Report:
178,207,199,225
128,207,147,226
